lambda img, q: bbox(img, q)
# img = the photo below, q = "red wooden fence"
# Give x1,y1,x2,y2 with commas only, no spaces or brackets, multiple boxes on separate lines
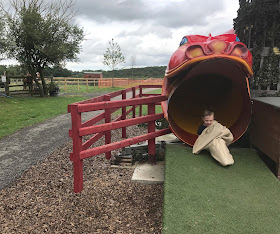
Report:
68,85,171,193
98,78,163,88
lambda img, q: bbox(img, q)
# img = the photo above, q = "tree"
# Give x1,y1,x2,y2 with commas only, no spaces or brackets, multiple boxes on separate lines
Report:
1,0,84,96
0,12,8,60
234,0,280,86
130,55,136,78
103,38,125,77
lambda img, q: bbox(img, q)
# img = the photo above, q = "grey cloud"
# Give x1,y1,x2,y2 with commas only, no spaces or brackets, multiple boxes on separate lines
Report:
117,24,173,39
76,0,226,28
77,0,148,22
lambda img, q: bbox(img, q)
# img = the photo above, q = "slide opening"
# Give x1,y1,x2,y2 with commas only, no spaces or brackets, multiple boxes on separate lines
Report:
166,58,251,145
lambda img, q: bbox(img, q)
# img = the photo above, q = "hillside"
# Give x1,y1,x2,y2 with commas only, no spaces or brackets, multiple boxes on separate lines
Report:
1,65,167,79
82,66,167,79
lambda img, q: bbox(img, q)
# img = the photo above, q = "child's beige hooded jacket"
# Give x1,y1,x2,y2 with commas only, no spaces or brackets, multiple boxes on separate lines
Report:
192,120,234,166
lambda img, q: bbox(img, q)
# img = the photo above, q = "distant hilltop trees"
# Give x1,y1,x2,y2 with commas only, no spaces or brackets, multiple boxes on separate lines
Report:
0,65,167,79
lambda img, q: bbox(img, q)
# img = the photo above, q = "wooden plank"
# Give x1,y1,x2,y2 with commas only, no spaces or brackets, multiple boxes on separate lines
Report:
109,89,123,98
78,95,167,113
132,87,136,118
141,84,162,88
68,95,104,112
9,90,39,93
81,112,105,128
121,90,127,138
82,132,104,150
148,103,156,163
139,86,143,117
79,113,164,136
70,105,84,193
80,128,171,159
104,95,111,160
142,93,161,97
8,84,25,87
251,100,280,179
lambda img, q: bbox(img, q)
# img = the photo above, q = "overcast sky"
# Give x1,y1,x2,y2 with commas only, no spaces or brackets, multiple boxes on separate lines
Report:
1,0,240,71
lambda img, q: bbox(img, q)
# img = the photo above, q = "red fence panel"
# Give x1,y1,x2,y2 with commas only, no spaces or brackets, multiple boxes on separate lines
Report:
80,129,171,160
68,85,168,193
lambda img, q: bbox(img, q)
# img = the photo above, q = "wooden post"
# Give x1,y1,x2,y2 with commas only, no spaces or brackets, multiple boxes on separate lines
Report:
121,90,127,138
139,85,143,117
71,105,84,193
132,87,136,118
86,79,89,92
104,95,111,160
77,79,80,92
148,103,156,164
4,76,9,96
64,78,67,92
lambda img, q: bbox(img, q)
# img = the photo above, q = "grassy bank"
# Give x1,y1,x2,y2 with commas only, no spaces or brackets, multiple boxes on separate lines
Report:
163,145,280,234
0,96,88,138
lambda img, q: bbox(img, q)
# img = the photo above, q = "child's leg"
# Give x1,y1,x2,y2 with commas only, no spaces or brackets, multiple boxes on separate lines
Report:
208,138,234,166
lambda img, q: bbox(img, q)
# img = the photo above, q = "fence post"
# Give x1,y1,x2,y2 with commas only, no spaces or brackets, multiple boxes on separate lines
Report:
148,103,156,164
64,78,67,92
71,104,84,193
104,95,112,160
139,85,143,117
121,90,127,138
77,79,80,92
4,76,9,96
86,79,89,92
132,87,136,118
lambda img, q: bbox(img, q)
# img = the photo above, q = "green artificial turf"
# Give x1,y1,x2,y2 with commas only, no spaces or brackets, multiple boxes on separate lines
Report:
163,144,280,234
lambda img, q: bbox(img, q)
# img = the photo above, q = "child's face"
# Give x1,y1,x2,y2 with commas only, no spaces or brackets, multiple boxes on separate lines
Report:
202,114,214,127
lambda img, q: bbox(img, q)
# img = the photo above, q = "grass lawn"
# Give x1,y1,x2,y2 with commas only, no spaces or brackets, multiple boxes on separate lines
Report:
163,144,280,234
58,84,123,93
0,96,88,139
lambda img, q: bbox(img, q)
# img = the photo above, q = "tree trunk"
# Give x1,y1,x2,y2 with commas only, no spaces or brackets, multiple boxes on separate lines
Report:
38,67,48,96
41,74,48,96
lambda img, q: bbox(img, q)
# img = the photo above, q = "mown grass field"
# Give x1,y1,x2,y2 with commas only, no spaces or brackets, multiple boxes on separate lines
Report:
58,85,122,93
0,96,88,138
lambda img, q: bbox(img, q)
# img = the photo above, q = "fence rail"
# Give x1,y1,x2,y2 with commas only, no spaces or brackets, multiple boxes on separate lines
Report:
68,84,170,193
54,77,163,91
0,76,53,96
